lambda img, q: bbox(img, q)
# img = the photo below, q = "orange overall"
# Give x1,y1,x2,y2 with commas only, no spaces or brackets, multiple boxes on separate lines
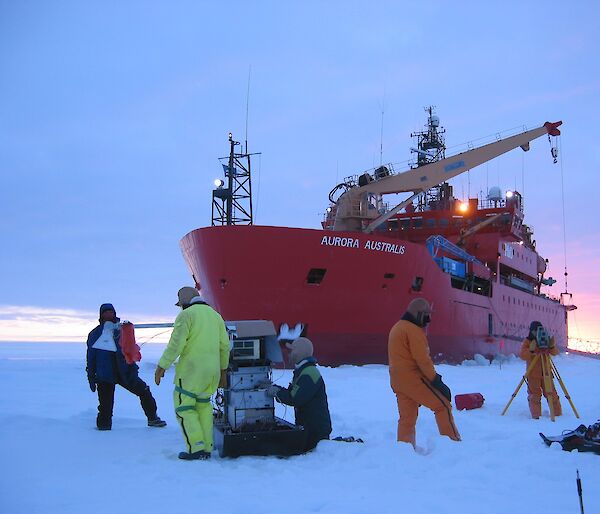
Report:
388,319,461,445
519,338,562,419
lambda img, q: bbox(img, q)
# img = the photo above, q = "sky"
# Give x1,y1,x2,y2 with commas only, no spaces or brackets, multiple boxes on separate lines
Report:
1,1,599,343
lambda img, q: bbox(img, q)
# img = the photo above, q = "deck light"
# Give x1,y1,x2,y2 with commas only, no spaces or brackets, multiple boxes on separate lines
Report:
506,190,514,198
214,179,225,188
458,201,469,213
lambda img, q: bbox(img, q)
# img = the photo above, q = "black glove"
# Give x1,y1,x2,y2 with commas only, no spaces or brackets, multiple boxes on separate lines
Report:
88,374,96,392
431,373,451,402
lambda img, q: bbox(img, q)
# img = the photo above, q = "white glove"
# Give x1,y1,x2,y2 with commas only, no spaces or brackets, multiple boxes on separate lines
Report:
266,384,281,397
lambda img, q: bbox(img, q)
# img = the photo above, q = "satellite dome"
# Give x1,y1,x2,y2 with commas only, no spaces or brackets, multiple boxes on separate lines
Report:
487,186,502,201
429,115,440,127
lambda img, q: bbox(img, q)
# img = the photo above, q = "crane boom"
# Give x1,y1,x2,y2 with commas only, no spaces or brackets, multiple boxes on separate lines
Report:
333,121,562,231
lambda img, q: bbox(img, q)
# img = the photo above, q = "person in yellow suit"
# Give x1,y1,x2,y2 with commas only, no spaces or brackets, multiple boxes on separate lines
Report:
388,298,461,448
155,287,230,460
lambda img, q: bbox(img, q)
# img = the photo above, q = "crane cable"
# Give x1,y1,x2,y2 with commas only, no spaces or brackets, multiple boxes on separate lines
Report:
558,135,569,295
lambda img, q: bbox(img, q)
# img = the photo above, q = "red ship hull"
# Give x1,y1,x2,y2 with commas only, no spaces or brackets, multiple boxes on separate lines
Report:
180,225,568,366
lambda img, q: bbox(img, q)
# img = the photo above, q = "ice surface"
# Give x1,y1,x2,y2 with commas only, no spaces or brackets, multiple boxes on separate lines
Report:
0,343,598,514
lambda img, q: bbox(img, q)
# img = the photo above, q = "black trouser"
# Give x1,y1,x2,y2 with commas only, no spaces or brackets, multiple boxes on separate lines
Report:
304,428,331,452
96,378,158,428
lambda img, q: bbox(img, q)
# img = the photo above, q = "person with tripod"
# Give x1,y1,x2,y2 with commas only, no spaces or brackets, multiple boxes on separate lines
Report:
519,321,562,419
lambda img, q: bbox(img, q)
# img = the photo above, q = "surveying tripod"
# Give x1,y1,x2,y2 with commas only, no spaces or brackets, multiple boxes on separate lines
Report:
502,350,579,421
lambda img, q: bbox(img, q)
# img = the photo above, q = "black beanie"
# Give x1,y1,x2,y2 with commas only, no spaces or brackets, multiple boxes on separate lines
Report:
99,303,117,322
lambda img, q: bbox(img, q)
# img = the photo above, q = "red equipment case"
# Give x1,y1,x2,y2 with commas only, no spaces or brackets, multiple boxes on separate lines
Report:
455,393,485,411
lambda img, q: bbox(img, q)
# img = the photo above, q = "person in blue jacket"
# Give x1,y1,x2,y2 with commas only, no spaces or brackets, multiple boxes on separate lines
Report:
267,337,332,451
86,303,166,430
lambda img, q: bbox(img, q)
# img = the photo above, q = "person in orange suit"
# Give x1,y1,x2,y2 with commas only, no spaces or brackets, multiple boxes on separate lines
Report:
519,321,562,419
388,298,461,447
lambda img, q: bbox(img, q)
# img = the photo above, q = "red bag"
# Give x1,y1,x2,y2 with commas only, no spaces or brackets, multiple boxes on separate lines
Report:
120,322,142,364
455,393,484,411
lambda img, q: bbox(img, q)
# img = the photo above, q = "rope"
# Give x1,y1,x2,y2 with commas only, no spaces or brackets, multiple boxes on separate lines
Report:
138,329,172,348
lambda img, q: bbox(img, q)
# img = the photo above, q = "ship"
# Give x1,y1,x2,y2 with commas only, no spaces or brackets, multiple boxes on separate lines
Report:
180,109,575,365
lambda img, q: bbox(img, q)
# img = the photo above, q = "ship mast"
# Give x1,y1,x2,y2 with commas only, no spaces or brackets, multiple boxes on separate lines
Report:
410,106,449,211
212,133,256,226
411,106,446,167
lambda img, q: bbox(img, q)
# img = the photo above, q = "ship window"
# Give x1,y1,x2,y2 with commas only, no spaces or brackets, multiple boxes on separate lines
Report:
306,268,327,285
411,276,424,291
384,273,395,279
412,218,423,228
439,218,449,227
426,218,436,228
400,218,410,229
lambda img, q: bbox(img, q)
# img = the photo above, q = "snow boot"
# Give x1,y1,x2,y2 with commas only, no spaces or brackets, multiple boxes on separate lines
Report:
178,450,211,461
96,414,112,431
148,417,167,428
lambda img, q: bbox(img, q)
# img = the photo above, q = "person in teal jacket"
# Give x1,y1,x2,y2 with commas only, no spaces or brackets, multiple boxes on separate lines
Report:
267,337,332,451
155,287,230,460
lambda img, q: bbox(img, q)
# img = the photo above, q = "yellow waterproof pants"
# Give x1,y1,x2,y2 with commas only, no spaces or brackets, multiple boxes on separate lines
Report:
173,380,214,453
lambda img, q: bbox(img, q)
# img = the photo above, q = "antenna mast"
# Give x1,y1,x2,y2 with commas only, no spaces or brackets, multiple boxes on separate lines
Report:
410,106,447,210
245,65,251,153
410,106,446,167
212,133,255,226
379,94,385,166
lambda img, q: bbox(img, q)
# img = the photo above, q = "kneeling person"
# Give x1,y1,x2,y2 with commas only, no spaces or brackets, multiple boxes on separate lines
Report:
267,337,332,452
